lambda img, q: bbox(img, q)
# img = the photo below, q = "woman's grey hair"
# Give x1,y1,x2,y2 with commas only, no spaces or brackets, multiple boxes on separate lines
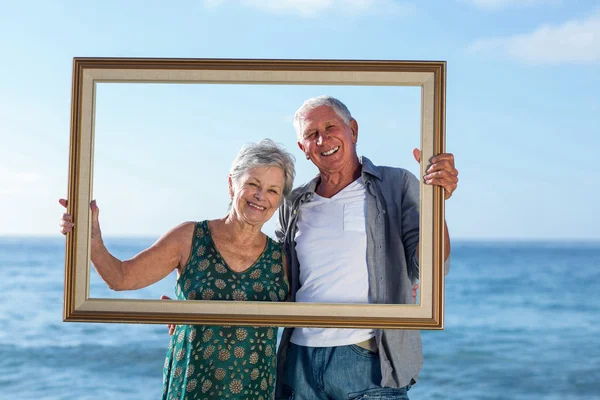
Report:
229,138,296,200
293,95,354,139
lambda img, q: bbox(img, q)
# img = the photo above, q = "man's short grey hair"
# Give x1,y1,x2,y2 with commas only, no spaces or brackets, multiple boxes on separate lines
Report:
293,95,354,139
230,138,296,199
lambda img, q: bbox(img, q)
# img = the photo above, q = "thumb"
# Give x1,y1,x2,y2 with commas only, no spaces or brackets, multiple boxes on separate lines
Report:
412,148,421,164
59,198,68,208
90,200,99,218
90,200,101,231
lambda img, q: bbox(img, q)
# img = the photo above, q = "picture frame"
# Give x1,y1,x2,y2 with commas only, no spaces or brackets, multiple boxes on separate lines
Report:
63,57,446,329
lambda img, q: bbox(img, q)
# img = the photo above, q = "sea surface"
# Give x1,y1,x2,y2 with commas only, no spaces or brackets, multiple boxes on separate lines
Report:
1,237,599,399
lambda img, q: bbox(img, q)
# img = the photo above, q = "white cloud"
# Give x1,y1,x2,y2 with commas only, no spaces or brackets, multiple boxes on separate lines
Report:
0,166,41,195
204,0,415,17
467,11,600,64
244,0,334,16
462,0,561,10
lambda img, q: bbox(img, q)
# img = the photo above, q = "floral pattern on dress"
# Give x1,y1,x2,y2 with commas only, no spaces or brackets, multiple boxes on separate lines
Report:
163,221,288,400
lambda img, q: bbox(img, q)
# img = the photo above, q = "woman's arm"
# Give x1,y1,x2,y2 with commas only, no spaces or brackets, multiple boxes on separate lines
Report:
60,198,194,291
92,221,195,291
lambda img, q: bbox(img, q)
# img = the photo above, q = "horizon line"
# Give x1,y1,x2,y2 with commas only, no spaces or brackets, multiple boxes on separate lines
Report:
1,234,599,243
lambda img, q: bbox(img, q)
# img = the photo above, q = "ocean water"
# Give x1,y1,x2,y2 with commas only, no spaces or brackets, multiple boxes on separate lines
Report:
1,237,599,399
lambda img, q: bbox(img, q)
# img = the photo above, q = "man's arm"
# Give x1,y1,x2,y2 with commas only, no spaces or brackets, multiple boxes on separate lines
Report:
275,199,288,244
415,221,451,275
401,170,421,282
413,149,458,275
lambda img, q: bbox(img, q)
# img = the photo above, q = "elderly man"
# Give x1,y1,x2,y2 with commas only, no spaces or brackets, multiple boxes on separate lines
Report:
275,96,458,400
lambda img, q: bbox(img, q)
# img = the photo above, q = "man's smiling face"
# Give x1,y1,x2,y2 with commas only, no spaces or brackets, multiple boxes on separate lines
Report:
297,105,359,174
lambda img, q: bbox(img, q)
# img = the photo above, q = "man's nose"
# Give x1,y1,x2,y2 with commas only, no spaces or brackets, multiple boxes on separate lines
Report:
317,133,326,145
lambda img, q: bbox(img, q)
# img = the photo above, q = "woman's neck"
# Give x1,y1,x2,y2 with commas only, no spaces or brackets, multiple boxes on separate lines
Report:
216,215,265,247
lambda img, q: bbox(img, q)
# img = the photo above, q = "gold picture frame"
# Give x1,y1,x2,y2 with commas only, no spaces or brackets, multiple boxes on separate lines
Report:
63,58,446,329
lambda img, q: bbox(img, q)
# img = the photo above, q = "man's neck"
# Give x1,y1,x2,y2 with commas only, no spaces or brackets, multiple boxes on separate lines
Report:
316,160,362,198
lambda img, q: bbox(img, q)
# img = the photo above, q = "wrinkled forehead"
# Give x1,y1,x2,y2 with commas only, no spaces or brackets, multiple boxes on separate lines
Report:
233,166,284,184
299,106,345,130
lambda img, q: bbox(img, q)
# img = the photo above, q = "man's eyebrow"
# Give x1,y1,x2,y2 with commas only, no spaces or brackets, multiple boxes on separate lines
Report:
303,119,335,134
302,128,317,137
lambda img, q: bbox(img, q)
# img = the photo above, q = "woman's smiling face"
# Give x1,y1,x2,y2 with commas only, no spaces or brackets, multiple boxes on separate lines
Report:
229,166,285,227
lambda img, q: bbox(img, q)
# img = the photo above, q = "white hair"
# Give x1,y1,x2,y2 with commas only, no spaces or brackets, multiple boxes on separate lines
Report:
293,95,354,139
229,138,296,199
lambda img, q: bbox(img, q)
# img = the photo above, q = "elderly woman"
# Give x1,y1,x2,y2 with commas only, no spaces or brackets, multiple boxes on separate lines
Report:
59,139,295,400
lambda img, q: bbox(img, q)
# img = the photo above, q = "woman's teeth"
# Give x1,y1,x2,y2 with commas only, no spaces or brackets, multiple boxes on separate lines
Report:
248,202,266,210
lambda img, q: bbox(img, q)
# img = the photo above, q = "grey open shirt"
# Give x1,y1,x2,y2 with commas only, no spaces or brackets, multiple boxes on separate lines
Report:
275,156,450,393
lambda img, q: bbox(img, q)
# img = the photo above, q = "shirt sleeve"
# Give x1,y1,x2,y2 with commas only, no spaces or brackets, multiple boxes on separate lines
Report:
401,170,421,282
275,205,287,244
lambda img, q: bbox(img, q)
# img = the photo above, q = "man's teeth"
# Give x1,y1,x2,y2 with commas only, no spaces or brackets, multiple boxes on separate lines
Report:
248,202,266,210
321,146,339,156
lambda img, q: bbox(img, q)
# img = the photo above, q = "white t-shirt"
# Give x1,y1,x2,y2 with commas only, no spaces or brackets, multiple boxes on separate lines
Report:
290,178,374,347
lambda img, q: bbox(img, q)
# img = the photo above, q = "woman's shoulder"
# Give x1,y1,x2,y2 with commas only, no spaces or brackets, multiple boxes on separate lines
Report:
171,221,199,234
265,234,282,247
160,221,204,244
265,235,284,259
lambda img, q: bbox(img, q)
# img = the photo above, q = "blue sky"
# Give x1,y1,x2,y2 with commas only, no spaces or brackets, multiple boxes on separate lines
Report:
0,0,598,240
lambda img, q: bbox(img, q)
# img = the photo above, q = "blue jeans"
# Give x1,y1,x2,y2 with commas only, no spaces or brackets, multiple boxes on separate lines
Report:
278,343,411,400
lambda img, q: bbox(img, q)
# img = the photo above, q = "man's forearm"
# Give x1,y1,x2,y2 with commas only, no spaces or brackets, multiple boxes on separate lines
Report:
444,221,451,261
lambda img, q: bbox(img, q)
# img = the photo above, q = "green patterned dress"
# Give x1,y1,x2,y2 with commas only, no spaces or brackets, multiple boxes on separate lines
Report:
162,221,289,400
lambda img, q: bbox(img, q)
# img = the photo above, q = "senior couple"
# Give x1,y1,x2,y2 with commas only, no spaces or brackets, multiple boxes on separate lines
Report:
60,95,459,400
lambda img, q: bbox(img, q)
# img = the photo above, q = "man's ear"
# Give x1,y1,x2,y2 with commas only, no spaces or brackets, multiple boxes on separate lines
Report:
297,141,309,159
228,175,234,198
350,119,358,144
